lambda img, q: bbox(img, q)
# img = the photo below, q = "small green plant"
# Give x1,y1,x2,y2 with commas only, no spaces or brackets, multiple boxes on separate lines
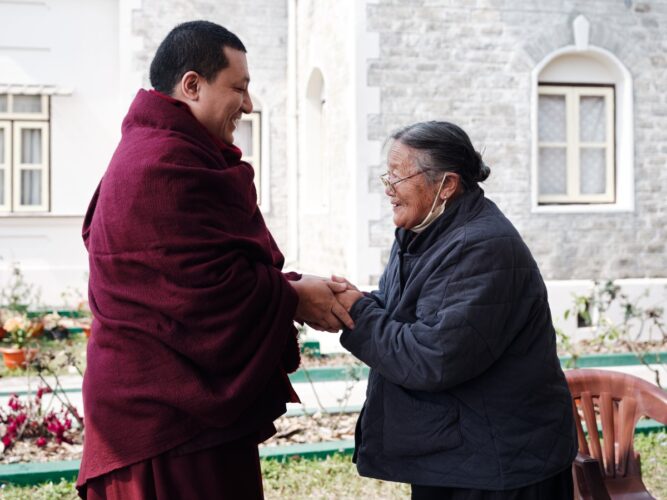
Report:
0,262,41,314
557,280,666,386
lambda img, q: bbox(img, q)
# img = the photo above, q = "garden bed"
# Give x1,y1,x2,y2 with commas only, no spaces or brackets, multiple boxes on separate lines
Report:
0,411,356,465
2,406,665,466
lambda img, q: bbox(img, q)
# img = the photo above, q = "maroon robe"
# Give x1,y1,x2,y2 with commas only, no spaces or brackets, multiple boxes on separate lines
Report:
77,90,300,492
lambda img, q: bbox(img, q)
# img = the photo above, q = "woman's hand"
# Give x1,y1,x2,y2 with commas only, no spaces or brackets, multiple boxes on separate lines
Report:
336,288,364,313
330,275,364,315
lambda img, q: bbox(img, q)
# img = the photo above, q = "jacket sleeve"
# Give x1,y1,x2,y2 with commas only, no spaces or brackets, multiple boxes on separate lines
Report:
341,233,544,392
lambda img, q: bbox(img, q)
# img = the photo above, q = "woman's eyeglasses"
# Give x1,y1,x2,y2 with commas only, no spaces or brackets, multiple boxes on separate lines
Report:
379,171,424,194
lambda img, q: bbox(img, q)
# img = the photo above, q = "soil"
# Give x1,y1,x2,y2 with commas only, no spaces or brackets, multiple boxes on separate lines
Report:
0,436,83,465
265,412,357,447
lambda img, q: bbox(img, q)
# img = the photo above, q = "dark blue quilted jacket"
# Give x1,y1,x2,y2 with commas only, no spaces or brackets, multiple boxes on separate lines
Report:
340,187,576,490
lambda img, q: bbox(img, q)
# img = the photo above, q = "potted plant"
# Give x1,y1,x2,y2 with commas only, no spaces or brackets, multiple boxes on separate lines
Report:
1,315,41,370
42,312,71,341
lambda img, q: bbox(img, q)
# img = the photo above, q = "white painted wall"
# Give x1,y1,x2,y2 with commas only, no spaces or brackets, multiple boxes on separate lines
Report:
294,0,355,276
0,0,123,305
349,0,382,286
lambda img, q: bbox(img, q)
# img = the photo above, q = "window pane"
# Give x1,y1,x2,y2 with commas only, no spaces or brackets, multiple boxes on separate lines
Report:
0,95,7,113
21,169,42,205
0,128,4,163
0,170,4,205
538,94,566,142
539,147,567,195
580,148,606,194
234,119,253,156
580,96,606,142
21,128,42,164
13,95,42,113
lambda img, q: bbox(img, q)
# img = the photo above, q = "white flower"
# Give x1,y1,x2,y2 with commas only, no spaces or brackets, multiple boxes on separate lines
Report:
58,318,76,329
3,316,27,333
42,312,61,330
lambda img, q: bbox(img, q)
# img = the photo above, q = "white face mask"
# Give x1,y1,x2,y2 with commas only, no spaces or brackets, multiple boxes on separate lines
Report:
410,173,448,234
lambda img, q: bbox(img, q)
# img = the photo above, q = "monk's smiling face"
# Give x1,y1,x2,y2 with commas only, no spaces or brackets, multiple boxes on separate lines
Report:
182,47,253,146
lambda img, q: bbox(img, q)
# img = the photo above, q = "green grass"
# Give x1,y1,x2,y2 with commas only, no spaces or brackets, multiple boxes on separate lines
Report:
0,455,407,500
262,454,409,499
1,433,665,499
636,431,667,499
0,478,78,500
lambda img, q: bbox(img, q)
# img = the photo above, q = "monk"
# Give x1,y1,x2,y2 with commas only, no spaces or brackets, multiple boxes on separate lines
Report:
76,21,352,499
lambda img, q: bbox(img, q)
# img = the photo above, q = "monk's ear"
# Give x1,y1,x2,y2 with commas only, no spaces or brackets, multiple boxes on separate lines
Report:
178,71,201,101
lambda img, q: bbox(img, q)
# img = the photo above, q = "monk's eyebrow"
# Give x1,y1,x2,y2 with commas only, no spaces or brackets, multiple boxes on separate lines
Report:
234,76,250,90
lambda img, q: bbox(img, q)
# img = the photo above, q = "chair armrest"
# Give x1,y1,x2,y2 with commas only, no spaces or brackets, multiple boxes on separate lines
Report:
573,452,611,500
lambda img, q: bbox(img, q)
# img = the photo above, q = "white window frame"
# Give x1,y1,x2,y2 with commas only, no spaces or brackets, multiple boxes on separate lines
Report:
3,94,49,120
0,94,50,213
530,41,634,215
239,111,262,204
12,121,50,212
0,121,10,211
538,85,615,205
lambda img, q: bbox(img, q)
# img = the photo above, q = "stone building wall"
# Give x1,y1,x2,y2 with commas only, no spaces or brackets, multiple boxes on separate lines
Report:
130,0,291,251
365,0,667,280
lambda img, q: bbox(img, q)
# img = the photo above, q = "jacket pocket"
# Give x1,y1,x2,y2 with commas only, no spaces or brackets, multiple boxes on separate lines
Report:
382,383,462,457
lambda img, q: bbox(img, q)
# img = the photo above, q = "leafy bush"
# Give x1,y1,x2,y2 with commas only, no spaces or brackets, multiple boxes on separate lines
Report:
557,280,666,386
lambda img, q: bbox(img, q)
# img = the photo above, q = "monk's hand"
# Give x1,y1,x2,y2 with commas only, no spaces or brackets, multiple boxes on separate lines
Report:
330,274,360,292
290,275,355,332
335,288,364,313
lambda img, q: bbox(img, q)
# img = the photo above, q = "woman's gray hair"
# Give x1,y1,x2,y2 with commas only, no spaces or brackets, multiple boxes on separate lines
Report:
391,121,490,190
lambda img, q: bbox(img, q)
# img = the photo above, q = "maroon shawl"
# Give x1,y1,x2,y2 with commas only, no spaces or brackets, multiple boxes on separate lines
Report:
77,90,300,486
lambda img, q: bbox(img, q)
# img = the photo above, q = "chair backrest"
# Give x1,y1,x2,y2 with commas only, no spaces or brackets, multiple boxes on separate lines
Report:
565,369,667,479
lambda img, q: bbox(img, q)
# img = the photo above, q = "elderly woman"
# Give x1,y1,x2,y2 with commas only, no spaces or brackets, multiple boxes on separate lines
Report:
336,121,576,499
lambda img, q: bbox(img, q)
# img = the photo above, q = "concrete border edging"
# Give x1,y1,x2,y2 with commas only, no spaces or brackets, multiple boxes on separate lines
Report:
0,459,80,486
0,441,356,486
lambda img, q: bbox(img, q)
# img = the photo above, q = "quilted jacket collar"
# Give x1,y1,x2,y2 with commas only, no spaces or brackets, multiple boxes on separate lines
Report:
396,186,486,255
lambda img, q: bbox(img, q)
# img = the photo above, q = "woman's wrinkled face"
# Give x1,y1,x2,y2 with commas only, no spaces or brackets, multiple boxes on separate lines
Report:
385,141,438,230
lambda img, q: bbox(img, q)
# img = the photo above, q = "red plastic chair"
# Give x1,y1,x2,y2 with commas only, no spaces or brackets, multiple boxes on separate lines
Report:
565,369,667,499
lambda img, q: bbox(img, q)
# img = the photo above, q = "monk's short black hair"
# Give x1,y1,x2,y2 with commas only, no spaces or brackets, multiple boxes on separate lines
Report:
149,20,246,95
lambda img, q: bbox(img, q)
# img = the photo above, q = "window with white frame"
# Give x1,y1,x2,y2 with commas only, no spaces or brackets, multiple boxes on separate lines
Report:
234,111,262,203
537,84,615,205
0,93,50,212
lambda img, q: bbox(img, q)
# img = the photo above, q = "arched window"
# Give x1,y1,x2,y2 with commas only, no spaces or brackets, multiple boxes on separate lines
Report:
531,16,634,212
300,68,328,213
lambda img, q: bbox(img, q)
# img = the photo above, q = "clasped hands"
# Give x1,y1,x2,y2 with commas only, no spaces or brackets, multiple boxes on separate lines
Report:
290,274,364,332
